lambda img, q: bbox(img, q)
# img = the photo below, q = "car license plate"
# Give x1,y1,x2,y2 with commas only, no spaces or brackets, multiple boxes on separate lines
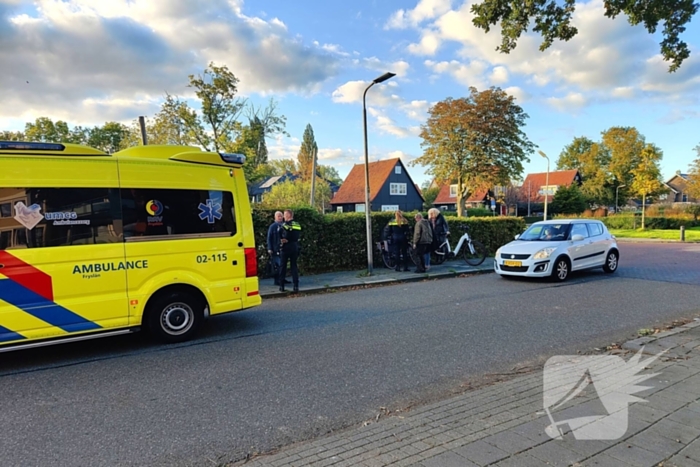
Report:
504,260,522,267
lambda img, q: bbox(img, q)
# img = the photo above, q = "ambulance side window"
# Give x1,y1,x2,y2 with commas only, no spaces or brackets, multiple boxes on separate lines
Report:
121,189,236,239
0,188,122,249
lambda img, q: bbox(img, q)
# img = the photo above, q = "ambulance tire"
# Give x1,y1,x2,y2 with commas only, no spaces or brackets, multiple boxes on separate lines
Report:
146,289,205,344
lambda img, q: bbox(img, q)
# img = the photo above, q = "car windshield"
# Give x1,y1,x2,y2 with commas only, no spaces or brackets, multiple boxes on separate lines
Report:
519,223,572,241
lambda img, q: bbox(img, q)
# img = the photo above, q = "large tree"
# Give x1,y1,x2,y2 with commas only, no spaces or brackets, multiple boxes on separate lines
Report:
24,117,86,144
0,130,25,141
317,165,343,185
86,122,132,153
630,144,664,229
687,144,700,202
297,124,318,181
470,0,698,72
412,87,534,217
551,184,588,215
269,158,298,175
261,179,332,213
556,136,611,206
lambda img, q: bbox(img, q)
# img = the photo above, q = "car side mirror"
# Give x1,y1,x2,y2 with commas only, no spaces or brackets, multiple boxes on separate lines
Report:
514,234,520,240
571,234,584,242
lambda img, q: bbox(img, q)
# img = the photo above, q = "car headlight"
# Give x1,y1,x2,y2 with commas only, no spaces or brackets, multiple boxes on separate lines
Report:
495,247,502,258
533,248,556,259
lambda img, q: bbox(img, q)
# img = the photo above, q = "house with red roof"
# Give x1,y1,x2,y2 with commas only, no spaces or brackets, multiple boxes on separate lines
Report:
521,170,582,203
330,158,424,212
432,184,492,211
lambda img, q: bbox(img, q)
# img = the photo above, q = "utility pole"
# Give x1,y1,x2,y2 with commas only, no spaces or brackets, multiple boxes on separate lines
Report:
527,180,531,217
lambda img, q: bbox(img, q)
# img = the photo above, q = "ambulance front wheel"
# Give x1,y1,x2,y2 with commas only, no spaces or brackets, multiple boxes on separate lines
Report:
146,289,205,344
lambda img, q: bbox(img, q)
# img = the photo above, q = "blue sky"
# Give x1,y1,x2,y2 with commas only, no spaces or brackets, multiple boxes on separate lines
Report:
1,0,698,187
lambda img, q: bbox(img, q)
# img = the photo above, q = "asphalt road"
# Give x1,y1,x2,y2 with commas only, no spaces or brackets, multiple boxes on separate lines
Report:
1,242,699,466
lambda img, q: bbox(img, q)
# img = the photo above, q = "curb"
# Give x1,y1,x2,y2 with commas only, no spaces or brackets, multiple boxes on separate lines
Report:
261,265,495,299
621,317,700,353
614,237,697,243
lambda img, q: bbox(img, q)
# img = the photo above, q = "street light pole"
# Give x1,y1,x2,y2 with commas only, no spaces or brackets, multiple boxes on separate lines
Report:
616,184,626,214
538,150,550,221
527,180,531,217
363,72,395,276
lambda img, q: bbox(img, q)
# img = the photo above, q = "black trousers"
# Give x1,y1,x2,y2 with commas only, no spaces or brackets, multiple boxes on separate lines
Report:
390,239,409,270
280,244,299,287
415,243,430,271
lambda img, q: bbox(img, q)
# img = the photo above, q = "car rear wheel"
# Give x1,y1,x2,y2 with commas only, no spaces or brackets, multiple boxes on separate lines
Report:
551,257,570,282
603,250,619,273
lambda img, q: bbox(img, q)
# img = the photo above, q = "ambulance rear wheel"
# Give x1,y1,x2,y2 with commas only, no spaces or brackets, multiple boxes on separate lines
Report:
146,290,204,344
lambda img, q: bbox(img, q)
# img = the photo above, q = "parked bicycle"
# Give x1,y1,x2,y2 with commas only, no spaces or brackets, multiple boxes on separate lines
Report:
430,227,487,266
377,240,417,269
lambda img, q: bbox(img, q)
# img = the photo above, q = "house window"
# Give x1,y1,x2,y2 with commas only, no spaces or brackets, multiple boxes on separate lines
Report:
449,185,458,198
381,205,399,212
659,193,668,201
395,166,401,174
336,206,343,213
355,204,366,212
682,194,688,202
390,183,407,195
539,185,558,196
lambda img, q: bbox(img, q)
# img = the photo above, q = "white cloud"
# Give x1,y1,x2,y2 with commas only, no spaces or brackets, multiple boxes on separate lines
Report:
361,57,411,77
368,108,420,138
546,93,587,111
611,87,635,99
490,66,509,84
393,0,700,104
385,0,453,29
504,86,529,103
0,0,339,125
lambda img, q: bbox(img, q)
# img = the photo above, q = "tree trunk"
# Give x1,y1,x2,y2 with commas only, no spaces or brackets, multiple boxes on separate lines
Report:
457,180,464,217
641,193,646,230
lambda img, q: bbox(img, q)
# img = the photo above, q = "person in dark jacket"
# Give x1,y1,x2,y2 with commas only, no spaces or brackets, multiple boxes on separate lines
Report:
428,207,450,253
383,210,411,272
412,213,433,273
267,211,289,286
279,209,302,293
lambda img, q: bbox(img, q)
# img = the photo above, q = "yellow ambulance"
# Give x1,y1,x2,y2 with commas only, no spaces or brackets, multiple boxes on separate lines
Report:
0,141,261,352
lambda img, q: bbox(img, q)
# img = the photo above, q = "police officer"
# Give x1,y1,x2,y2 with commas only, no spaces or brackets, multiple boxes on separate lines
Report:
266,211,289,286
279,209,302,293
383,210,411,271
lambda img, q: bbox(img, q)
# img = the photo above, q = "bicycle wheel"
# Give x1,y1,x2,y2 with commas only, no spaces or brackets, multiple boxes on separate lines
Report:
463,239,487,266
382,249,396,269
431,244,448,265
408,245,420,266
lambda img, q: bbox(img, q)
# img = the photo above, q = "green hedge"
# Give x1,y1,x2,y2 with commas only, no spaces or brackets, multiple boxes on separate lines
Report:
601,216,700,230
252,208,525,276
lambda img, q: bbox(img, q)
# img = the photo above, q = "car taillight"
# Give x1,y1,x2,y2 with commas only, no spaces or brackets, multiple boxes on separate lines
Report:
244,248,257,277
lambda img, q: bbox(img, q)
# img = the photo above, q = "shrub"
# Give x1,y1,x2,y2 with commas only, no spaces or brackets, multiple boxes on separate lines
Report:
252,208,525,276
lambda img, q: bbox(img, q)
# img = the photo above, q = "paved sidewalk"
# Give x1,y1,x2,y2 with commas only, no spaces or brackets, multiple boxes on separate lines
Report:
236,320,700,467
259,259,494,299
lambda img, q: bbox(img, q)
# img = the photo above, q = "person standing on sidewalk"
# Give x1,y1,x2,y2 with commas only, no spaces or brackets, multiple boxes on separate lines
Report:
383,210,411,272
412,213,433,273
279,209,302,293
427,208,450,269
267,211,289,286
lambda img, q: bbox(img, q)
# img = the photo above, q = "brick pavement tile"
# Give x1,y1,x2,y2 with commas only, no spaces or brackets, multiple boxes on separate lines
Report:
511,418,551,443
605,443,667,467
667,407,700,430
678,439,700,462
581,453,636,466
651,418,700,445
629,403,667,424
644,393,690,413
557,434,613,458
526,441,585,467
628,429,687,459
665,454,700,467
419,451,478,467
481,430,539,454
657,386,700,404
491,453,551,467
452,439,510,466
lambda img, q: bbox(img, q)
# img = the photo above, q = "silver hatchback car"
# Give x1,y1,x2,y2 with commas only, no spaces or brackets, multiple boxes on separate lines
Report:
494,220,619,281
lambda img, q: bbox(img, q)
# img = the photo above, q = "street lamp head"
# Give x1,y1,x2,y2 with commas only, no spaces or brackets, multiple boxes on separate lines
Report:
538,150,548,160
373,72,396,84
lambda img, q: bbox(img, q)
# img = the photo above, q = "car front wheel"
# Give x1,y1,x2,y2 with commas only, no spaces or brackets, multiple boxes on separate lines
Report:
603,250,619,274
551,257,570,282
